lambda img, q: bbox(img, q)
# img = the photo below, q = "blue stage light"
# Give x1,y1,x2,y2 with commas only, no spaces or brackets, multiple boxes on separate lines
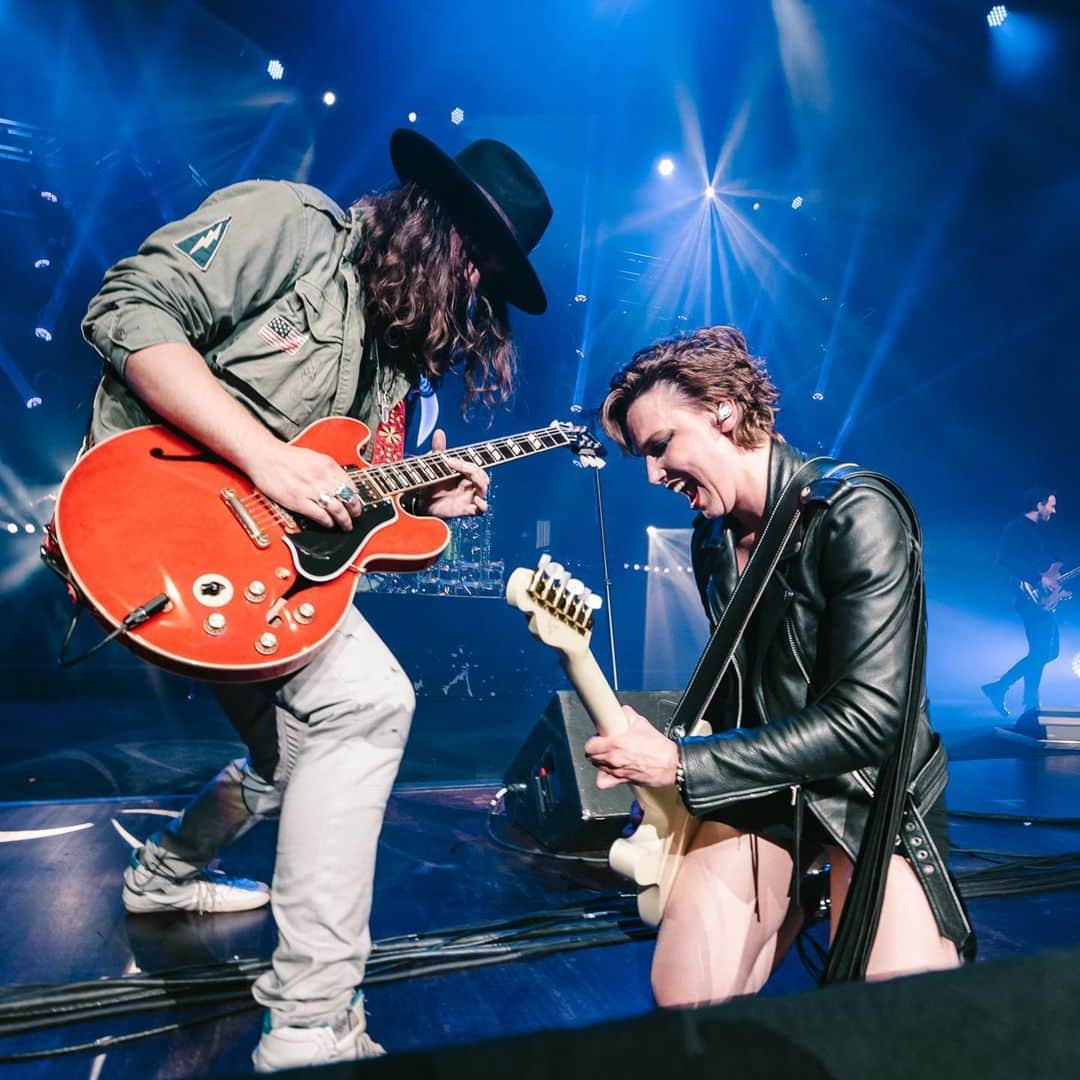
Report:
705,185,716,199
450,107,464,125
987,5,1008,28
1072,652,1080,678
791,195,804,210
812,392,824,401
752,201,761,211
267,59,284,80
408,111,417,123
5,523,17,535
657,158,675,177
25,396,42,408
34,258,50,270
322,91,336,106
39,191,58,203
34,327,52,342
574,294,588,303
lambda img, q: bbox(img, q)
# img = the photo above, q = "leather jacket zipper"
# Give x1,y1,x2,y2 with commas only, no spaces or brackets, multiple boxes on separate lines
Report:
732,656,743,728
786,618,811,685
685,781,788,811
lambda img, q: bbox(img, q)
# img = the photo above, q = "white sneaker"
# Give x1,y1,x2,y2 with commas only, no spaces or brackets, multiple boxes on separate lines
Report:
122,848,270,914
252,994,385,1073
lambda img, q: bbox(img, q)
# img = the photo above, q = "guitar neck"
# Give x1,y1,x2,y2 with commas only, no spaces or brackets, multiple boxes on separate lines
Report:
346,426,571,505
1058,565,1080,585
560,648,674,819
561,651,630,738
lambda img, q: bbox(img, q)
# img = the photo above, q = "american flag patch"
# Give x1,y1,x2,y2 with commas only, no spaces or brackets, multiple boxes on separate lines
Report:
258,315,308,355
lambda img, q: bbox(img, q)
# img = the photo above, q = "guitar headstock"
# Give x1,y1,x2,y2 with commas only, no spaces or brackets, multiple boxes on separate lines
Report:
505,554,602,658
551,420,606,470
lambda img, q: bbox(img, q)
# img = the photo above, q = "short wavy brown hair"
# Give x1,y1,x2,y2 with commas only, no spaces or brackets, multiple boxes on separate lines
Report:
352,183,515,410
601,325,781,452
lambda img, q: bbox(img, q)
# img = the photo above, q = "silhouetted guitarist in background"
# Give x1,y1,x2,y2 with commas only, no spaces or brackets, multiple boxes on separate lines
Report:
982,488,1065,720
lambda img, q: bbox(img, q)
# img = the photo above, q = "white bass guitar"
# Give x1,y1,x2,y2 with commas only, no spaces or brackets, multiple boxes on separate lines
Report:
506,555,711,927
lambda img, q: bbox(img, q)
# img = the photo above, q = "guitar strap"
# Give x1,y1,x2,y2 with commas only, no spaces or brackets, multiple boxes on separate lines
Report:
370,399,407,465
666,456,831,735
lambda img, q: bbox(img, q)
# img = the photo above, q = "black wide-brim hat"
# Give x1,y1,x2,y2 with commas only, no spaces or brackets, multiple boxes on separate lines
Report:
390,129,552,315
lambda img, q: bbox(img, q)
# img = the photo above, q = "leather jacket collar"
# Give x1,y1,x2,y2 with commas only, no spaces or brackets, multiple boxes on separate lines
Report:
694,438,811,612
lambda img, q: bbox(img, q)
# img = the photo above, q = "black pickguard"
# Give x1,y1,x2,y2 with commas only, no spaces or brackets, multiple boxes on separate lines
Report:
283,501,397,582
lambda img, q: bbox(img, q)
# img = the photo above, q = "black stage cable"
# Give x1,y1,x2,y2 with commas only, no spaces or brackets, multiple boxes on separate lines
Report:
0,1005,254,1064
0,897,653,1060
4,829,1079,1058
485,787,610,865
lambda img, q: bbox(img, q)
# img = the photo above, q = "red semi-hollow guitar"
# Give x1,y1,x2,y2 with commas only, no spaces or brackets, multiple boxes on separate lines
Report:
46,416,602,682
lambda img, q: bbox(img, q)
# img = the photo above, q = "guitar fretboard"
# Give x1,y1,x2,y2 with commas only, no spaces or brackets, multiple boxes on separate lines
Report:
345,425,572,506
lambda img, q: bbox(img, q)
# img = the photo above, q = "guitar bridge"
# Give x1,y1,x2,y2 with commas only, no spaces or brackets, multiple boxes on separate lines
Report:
221,488,272,548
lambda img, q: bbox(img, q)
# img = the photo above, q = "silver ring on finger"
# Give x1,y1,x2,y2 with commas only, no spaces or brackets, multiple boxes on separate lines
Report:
336,484,356,505
316,491,336,509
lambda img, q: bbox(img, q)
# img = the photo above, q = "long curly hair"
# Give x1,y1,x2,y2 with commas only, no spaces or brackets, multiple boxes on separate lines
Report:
601,325,781,452
351,183,515,410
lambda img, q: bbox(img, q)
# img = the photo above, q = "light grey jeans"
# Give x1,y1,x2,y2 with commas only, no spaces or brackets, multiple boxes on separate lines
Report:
144,604,415,1027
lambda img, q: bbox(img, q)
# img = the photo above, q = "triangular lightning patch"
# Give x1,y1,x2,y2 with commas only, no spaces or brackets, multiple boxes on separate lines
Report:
174,216,232,270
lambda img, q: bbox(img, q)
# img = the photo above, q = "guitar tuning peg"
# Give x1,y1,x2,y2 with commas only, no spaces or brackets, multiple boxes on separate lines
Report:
587,594,603,611
547,562,565,581
565,578,585,596
537,553,551,571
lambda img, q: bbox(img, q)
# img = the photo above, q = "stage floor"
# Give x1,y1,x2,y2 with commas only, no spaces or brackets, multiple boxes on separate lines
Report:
0,739,1078,1076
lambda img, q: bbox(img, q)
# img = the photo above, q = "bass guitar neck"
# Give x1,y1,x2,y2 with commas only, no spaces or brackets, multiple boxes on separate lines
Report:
506,556,706,927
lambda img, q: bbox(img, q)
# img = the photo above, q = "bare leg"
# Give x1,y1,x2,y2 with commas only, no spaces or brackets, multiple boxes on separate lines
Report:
651,823,796,1008
826,845,960,979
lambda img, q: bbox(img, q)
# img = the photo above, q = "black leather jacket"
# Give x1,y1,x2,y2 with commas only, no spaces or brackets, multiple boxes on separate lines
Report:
676,439,949,863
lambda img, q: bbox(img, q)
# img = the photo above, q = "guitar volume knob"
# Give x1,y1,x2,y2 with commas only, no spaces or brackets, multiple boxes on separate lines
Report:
204,612,227,636
245,581,267,602
255,631,279,655
295,602,316,624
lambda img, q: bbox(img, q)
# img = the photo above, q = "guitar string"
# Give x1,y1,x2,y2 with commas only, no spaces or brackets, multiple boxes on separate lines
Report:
352,426,571,490
233,425,580,517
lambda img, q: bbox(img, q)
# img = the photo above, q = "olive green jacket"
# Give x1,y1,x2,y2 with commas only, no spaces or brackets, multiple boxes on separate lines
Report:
81,180,412,449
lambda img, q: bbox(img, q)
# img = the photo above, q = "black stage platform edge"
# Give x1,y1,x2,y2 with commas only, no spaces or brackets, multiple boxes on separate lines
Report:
243,944,1080,1080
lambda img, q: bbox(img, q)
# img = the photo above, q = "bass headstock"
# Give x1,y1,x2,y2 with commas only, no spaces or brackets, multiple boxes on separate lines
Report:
505,554,602,658
551,420,606,470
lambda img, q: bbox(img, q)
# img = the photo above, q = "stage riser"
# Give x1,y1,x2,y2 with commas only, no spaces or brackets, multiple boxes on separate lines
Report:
278,943,1080,1079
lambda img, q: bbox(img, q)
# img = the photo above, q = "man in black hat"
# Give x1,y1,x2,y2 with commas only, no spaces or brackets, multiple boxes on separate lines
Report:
79,129,552,1071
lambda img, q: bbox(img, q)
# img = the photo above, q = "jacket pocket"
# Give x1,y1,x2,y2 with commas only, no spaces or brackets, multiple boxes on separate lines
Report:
295,277,344,344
